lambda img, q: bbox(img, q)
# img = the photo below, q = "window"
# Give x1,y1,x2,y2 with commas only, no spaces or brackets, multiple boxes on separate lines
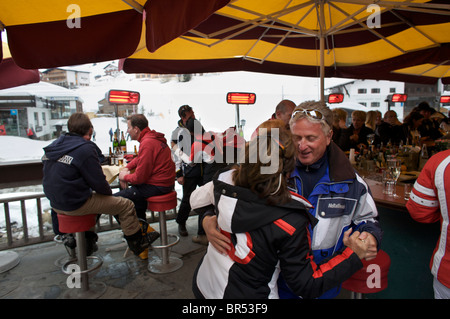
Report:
360,102,367,106
358,88,367,94
390,88,396,93
371,88,380,94
371,102,380,107
42,113,46,126
34,112,39,126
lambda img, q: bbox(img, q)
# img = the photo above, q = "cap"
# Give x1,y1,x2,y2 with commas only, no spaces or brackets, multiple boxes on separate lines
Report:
178,105,192,118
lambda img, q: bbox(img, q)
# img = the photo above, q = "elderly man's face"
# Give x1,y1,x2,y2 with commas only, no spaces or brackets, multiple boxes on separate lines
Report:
291,118,331,166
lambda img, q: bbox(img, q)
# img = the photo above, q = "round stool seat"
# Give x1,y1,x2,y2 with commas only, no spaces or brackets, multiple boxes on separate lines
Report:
57,214,97,233
146,190,182,274
342,250,390,294
147,191,177,212
56,213,105,298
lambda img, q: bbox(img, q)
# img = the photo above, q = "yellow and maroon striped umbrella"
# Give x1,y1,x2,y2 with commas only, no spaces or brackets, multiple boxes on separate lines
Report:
0,0,227,68
121,0,450,100
0,42,39,89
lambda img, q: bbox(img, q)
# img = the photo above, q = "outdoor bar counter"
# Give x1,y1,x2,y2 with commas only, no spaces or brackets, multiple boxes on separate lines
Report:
360,171,440,299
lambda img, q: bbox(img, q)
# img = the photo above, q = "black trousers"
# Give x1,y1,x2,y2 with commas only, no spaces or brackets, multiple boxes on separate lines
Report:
114,184,173,220
176,175,203,233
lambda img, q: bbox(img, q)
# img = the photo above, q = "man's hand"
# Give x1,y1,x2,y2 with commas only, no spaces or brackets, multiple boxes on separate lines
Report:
177,176,185,185
203,215,231,255
118,168,130,190
343,230,378,260
358,231,378,261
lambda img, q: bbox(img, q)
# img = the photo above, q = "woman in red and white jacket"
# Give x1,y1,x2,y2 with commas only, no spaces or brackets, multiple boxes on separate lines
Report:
406,149,450,299
190,120,371,299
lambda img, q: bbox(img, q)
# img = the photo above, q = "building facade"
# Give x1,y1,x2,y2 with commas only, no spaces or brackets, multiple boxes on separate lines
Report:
41,67,90,89
326,79,443,121
0,82,83,139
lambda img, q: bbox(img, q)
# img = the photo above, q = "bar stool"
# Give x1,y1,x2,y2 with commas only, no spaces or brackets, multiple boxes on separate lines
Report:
342,249,391,299
146,191,183,274
57,213,106,298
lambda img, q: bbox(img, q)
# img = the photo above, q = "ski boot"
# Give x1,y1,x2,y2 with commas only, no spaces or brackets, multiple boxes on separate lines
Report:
137,219,160,260
125,220,160,257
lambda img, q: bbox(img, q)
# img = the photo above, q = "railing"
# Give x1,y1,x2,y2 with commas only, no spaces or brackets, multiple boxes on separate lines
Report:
1,193,51,250
0,190,180,251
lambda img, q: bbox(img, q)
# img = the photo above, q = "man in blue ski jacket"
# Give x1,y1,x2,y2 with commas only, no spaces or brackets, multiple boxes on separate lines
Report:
202,101,382,299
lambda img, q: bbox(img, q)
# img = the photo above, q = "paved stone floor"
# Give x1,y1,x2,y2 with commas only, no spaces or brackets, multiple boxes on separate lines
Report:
0,215,206,299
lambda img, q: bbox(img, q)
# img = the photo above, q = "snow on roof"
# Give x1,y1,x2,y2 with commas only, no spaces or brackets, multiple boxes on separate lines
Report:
40,66,90,73
0,82,83,102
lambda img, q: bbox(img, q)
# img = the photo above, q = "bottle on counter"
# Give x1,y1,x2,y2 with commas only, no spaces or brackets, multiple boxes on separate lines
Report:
120,132,127,153
134,145,138,156
377,151,386,168
419,144,429,170
108,147,113,165
113,132,119,151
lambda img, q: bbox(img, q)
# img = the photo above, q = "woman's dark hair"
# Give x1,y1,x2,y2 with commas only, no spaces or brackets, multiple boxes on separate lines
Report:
67,112,93,136
232,119,295,205
403,111,424,128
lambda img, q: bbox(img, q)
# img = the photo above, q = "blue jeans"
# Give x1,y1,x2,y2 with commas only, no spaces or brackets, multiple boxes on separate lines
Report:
114,184,173,220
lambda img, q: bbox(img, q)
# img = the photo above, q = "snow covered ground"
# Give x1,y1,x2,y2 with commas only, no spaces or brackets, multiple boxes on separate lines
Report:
0,71,347,239
0,117,139,238
75,70,330,142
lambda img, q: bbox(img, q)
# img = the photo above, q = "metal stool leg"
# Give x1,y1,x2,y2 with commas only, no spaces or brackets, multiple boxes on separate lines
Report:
148,210,183,274
76,232,89,292
159,209,169,265
61,231,106,298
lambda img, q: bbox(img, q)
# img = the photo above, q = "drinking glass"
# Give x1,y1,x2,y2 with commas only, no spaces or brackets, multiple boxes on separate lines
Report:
387,159,401,198
404,183,412,201
385,180,395,196
382,169,392,194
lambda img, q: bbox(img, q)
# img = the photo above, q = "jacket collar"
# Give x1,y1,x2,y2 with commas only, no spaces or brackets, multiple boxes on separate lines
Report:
138,127,151,143
327,141,356,182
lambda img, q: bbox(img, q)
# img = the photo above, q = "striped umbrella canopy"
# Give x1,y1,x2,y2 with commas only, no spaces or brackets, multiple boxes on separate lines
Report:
121,0,450,101
0,0,227,69
0,42,39,90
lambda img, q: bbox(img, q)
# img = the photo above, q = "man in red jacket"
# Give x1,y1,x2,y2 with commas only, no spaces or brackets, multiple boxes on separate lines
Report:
406,149,450,299
115,114,175,249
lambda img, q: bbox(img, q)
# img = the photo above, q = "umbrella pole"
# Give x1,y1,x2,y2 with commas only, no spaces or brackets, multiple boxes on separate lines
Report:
320,36,324,103
235,104,241,133
115,104,120,137
319,1,325,103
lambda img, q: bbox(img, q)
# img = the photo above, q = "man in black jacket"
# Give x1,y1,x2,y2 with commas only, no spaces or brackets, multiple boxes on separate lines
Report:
376,110,406,146
337,110,374,151
174,105,204,238
42,113,151,256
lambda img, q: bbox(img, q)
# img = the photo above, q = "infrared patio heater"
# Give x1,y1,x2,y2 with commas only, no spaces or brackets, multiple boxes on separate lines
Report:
386,93,407,111
226,92,256,136
327,93,344,104
107,89,140,137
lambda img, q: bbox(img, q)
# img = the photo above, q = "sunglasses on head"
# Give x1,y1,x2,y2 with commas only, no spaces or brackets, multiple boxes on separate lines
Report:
291,109,324,121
